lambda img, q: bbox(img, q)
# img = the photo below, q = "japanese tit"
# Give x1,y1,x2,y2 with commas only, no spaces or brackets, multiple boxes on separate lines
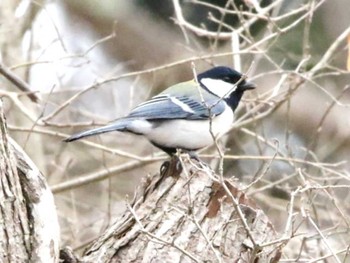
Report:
64,66,256,155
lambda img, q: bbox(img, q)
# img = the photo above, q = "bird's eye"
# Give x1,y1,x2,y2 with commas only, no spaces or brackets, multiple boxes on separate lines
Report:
223,77,231,82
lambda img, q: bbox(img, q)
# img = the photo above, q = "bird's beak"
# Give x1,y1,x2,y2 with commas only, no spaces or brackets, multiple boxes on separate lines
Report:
240,80,257,90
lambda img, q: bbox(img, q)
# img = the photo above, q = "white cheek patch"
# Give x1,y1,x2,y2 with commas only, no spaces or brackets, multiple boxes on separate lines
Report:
200,78,236,98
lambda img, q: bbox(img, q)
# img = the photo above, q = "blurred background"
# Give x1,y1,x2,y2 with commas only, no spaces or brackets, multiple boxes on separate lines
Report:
1,0,350,260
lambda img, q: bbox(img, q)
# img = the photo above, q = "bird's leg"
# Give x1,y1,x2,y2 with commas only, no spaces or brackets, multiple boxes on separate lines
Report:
187,151,201,162
185,150,211,170
160,160,170,176
160,155,183,177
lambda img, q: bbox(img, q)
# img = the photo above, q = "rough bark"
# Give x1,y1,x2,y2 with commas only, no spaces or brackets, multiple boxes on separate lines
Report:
78,158,282,262
0,99,60,263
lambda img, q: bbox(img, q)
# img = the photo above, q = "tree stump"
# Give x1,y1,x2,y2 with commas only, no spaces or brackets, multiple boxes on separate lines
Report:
80,157,282,262
0,99,60,263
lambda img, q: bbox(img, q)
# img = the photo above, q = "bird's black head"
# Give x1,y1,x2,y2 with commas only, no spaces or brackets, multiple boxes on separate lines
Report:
197,66,256,110
198,66,243,83
197,66,256,98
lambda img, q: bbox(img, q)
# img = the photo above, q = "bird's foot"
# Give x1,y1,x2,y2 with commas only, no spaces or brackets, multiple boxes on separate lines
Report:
186,151,212,171
160,155,183,177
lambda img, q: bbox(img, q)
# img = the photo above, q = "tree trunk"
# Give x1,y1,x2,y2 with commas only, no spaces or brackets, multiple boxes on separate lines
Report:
0,99,60,263
79,158,282,262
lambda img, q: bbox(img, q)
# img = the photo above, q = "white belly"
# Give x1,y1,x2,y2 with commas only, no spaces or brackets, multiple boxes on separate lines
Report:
134,107,234,150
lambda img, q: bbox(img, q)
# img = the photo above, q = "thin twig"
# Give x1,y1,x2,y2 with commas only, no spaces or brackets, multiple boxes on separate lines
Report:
0,62,39,103
51,157,162,193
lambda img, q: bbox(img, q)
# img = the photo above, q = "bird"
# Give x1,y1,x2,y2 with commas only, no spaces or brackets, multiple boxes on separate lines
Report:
64,66,256,156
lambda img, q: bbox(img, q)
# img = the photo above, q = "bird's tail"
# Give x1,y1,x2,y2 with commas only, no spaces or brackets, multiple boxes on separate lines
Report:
64,119,129,142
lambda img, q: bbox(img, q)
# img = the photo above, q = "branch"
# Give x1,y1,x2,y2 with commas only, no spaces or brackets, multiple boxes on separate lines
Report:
0,62,40,103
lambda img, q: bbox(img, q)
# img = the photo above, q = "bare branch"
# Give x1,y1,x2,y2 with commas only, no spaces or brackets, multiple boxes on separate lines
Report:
0,62,39,103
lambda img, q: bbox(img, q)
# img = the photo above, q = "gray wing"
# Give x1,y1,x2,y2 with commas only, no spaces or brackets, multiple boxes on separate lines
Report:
128,95,226,120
